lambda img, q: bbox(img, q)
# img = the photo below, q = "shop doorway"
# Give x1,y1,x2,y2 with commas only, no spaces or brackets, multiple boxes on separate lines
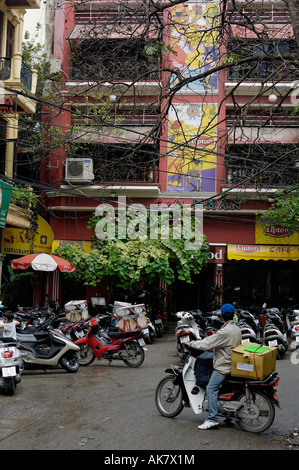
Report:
60,276,86,309
168,265,213,314
224,261,299,308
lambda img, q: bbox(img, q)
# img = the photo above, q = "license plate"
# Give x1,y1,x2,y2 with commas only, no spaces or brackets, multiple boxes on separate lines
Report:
143,328,149,334
180,335,190,344
296,336,299,342
155,319,162,324
2,366,16,377
138,338,146,347
269,340,278,347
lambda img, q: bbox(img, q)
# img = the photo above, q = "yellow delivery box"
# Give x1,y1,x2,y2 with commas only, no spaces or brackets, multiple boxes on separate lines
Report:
231,342,276,380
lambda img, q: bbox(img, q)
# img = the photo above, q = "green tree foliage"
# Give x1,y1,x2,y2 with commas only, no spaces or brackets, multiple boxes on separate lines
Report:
258,187,299,231
53,211,210,296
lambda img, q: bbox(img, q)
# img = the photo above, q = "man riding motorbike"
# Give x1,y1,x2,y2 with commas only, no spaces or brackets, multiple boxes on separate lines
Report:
186,303,242,430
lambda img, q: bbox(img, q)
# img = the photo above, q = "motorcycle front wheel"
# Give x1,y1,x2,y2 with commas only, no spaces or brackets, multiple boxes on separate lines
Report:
122,341,145,367
155,376,184,418
77,344,96,366
236,391,275,433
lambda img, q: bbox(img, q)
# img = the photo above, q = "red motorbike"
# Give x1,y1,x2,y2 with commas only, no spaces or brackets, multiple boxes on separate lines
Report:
75,316,146,367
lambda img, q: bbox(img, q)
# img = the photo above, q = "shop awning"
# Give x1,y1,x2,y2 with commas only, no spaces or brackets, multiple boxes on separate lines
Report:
227,244,299,261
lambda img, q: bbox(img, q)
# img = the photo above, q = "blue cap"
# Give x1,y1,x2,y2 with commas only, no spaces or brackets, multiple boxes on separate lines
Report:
221,304,235,317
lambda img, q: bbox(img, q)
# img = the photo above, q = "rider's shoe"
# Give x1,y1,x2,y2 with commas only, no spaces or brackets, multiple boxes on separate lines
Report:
198,420,219,430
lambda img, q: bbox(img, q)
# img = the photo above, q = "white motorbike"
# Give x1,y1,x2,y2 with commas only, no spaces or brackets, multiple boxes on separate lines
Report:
17,315,80,372
155,350,280,434
0,337,24,395
175,311,205,358
285,308,299,350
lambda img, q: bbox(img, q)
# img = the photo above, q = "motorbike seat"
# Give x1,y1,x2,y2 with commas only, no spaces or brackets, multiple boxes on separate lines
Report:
108,327,140,339
0,336,17,345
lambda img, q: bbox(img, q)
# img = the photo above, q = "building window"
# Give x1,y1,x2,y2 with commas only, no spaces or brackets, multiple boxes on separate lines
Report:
6,21,15,57
225,144,299,187
227,39,298,81
70,39,160,81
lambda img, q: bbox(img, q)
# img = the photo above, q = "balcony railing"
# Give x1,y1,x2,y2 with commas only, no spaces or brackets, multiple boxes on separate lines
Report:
94,162,154,183
227,61,299,81
20,61,32,90
226,164,298,187
226,109,299,127
94,160,155,183
70,59,159,81
225,144,299,187
0,57,33,90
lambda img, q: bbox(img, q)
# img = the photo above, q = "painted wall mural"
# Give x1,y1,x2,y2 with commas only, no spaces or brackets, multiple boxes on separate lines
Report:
170,2,219,92
167,103,217,193
166,2,219,193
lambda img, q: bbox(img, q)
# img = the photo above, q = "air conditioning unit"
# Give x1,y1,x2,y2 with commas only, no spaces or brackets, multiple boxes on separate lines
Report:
65,158,94,182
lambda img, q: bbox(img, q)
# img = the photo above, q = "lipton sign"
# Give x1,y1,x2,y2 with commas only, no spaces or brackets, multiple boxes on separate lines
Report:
255,219,299,245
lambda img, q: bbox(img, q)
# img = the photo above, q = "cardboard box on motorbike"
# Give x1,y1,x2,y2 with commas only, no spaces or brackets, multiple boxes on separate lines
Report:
231,341,276,380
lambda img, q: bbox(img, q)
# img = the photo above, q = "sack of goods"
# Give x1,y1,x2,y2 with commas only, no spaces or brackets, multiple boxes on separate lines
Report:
231,341,276,380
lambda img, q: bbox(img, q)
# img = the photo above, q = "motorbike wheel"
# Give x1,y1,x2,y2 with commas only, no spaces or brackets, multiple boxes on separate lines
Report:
155,376,184,418
59,352,80,373
3,377,15,396
122,341,145,368
155,323,163,338
277,343,288,359
177,339,183,358
235,391,275,433
77,344,96,366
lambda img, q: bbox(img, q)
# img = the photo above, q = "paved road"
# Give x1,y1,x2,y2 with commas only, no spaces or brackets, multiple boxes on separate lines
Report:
0,327,298,453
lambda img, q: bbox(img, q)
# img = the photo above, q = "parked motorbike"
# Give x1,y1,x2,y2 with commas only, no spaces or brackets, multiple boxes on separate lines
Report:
155,349,280,434
60,317,93,342
204,310,223,336
263,307,288,359
75,316,146,367
237,309,262,344
153,311,164,338
285,307,299,350
16,315,80,372
0,337,24,395
175,311,205,358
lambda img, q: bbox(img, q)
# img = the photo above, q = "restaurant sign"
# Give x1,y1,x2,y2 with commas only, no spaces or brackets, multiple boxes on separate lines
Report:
152,198,243,210
2,216,54,255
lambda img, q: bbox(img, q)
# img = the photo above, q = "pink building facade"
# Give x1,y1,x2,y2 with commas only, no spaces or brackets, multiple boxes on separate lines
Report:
41,0,299,311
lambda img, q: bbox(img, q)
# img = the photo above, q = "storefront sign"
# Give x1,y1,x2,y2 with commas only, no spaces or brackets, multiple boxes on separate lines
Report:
194,198,243,210
0,95,17,116
228,244,299,261
208,246,226,263
2,216,54,254
152,199,184,208
255,219,299,245
0,180,13,228
151,198,243,211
